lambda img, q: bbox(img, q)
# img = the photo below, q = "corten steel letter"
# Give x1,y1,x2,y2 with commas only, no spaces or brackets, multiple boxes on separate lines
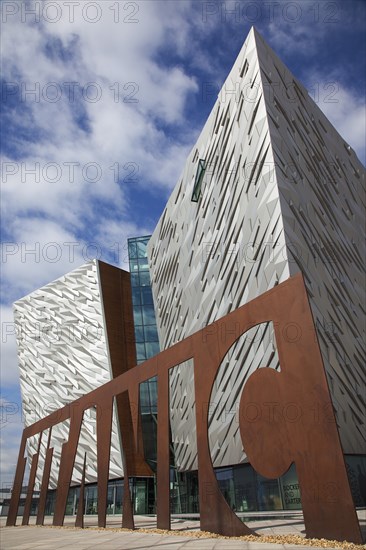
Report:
238,280,362,542
119,390,136,529
99,262,151,478
193,333,254,536
96,396,114,528
121,476,134,530
192,273,360,542
157,368,170,530
22,431,42,525
75,452,86,528
117,391,152,478
53,408,84,526
6,434,27,526
36,428,53,525
7,275,361,542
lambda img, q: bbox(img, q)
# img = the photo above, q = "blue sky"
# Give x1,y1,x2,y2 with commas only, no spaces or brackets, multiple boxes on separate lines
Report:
1,0,365,486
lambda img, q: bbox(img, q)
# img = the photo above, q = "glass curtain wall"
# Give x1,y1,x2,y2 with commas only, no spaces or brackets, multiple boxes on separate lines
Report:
128,236,159,473
127,236,198,513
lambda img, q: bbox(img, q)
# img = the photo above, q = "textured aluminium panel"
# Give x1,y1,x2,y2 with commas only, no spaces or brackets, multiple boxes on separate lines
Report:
253,30,366,455
14,260,124,487
148,27,365,471
148,28,288,471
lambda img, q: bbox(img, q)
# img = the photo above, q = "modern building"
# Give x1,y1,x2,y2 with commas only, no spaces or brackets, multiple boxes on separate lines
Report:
147,26,365,504
8,27,365,520
12,260,138,510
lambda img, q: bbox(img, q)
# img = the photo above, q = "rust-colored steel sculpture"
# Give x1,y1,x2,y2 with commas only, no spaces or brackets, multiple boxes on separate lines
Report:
75,452,87,529
22,431,42,526
6,274,362,542
36,429,53,525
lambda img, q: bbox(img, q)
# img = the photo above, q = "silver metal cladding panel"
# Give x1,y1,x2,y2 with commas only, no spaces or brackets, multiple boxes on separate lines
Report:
148,27,365,471
253,29,365,455
14,260,124,488
148,28,289,470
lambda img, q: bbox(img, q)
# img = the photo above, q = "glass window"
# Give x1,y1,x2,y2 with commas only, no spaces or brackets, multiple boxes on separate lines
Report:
191,159,206,202
216,468,236,510
107,485,115,515
278,464,301,510
141,286,153,305
142,305,156,326
128,240,137,259
256,473,282,511
134,325,144,343
233,465,257,511
140,381,151,412
134,479,149,514
65,487,76,515
145,341,160,357
138,257,149,271
139,271,151,286
132,287,141,305
148,377,158,412
216,464,258,512
115,482,123,514
141,413,158,466
136,343,146,362
86,485,98,515
30,497,39,516
130,273,139,287
45,490,56,516
137,240,148,258
132,306,142,326
144,325,158,342
345,455,366,507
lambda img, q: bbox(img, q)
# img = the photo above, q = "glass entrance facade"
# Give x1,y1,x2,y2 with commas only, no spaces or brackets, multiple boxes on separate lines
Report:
25,455,363,518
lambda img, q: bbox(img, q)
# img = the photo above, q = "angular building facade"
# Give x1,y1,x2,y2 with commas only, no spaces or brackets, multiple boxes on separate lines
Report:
147,27,365,472
14,260,136,490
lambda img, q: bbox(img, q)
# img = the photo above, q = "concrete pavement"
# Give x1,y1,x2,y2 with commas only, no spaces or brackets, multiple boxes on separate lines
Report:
1,512,365,550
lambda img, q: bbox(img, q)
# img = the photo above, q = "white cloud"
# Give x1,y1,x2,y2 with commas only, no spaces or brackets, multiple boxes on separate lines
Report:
300,70,366,165
315,83,366,164
1,0,203,309
1,218,87,300
257,12,366,165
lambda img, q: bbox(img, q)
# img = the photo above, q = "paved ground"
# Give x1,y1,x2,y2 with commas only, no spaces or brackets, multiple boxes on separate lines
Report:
1,512,365,550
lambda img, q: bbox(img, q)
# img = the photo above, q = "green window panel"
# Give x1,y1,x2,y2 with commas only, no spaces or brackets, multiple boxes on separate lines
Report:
191,159,206,202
